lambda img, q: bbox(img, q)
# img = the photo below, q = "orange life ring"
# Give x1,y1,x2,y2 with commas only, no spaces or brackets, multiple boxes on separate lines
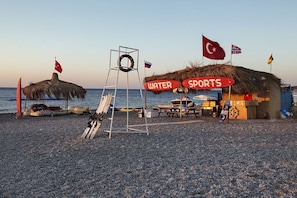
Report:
118,54,134,72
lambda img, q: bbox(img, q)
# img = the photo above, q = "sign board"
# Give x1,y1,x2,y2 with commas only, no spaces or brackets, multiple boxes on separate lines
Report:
182,77,235,89
144,80,181,91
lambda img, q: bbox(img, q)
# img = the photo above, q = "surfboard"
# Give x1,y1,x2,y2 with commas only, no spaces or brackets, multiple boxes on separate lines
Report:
16,78,22,118
219,99,230,123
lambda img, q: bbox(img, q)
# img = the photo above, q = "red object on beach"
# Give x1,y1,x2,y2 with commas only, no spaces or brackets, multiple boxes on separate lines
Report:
182,77,235,89
144,80,181,91
16,78,22,118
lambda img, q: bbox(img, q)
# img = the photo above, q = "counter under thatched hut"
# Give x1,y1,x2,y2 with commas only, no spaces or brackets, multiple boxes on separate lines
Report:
144,64,282,119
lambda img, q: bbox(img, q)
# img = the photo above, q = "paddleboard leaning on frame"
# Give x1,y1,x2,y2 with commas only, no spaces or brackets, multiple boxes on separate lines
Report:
219,99,230,123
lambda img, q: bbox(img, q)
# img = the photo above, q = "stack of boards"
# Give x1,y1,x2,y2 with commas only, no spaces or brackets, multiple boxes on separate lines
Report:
81,94,112,140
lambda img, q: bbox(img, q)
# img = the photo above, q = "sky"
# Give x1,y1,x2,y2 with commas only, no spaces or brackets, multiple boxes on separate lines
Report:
1,0,297,89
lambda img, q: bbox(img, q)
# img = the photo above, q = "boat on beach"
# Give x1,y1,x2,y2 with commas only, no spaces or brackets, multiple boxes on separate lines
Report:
171,96,192,104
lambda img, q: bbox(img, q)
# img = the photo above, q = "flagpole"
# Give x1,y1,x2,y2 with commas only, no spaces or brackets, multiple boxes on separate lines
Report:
227,85,231,123
230,44,233,65
144,61,147,108
270,53,272,73
201,34,204,66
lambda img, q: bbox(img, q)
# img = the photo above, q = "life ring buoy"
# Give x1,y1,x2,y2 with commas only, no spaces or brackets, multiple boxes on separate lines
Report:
118,54,134,72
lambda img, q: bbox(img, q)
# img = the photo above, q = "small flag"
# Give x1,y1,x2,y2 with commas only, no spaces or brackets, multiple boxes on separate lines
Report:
144,60,152,68
267,54,273,64
55,60,63,73
231,44,241,54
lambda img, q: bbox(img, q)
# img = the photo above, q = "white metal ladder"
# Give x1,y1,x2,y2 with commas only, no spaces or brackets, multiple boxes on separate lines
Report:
101,46,149,138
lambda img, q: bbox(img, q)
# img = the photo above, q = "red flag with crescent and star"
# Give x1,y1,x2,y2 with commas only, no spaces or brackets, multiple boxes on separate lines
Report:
55,60,63,73
202,35,225,60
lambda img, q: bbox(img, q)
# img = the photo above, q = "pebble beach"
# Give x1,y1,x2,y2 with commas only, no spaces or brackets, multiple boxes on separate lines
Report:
1,112,297,197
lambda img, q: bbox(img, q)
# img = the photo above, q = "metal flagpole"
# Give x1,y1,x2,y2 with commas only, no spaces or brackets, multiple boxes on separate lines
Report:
144,62,147,108
201,34,204,66
230,45,233,65
227,85,231,123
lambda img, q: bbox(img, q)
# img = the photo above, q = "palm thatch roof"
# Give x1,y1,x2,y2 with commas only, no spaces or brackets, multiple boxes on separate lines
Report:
144,64,281,94
23,73,86,100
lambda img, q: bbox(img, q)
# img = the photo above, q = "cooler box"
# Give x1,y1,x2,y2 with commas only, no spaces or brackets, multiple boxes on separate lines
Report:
145,109,158,118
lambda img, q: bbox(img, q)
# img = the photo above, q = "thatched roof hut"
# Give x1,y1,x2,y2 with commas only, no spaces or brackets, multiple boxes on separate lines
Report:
23,73,86,100
144,64,281,94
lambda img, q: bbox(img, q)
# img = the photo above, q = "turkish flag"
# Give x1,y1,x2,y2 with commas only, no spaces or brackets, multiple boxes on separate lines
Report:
55,60,63,73
244,93,252,100
202,35,225,60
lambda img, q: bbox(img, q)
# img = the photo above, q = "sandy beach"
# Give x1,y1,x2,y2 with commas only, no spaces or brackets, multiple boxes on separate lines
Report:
1,112,297,197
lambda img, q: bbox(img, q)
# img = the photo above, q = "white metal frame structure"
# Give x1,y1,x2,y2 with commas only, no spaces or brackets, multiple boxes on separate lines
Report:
101,46,149,138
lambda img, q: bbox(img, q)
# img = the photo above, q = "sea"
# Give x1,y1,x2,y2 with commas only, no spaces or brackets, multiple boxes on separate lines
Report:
0,88,221,114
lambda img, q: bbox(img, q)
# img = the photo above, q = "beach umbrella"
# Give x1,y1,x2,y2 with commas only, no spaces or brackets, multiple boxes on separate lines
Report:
23,73,86,108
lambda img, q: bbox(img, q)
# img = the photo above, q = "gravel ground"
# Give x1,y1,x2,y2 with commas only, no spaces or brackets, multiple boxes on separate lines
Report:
1,112,297,197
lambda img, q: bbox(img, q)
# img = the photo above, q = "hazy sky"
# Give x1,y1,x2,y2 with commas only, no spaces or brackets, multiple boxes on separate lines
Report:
1,0,297,89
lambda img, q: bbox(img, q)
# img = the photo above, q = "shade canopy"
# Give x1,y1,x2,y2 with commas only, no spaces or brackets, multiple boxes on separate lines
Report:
144,64,281,94
193,94,217,101
23,73,86,100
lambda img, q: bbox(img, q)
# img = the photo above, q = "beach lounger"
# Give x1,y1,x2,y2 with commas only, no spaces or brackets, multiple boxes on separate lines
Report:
81,94,112,139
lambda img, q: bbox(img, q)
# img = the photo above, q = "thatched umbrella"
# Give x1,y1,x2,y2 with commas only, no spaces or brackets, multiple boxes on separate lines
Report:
144,64,281,94
23,73,86,101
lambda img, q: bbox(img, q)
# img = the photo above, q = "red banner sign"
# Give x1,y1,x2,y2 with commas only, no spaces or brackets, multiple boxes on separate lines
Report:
144,80,181,91
182,77,235,89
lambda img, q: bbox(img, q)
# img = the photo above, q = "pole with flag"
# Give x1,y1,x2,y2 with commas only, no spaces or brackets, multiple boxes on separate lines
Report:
267,54,273,73
231,44,241,65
